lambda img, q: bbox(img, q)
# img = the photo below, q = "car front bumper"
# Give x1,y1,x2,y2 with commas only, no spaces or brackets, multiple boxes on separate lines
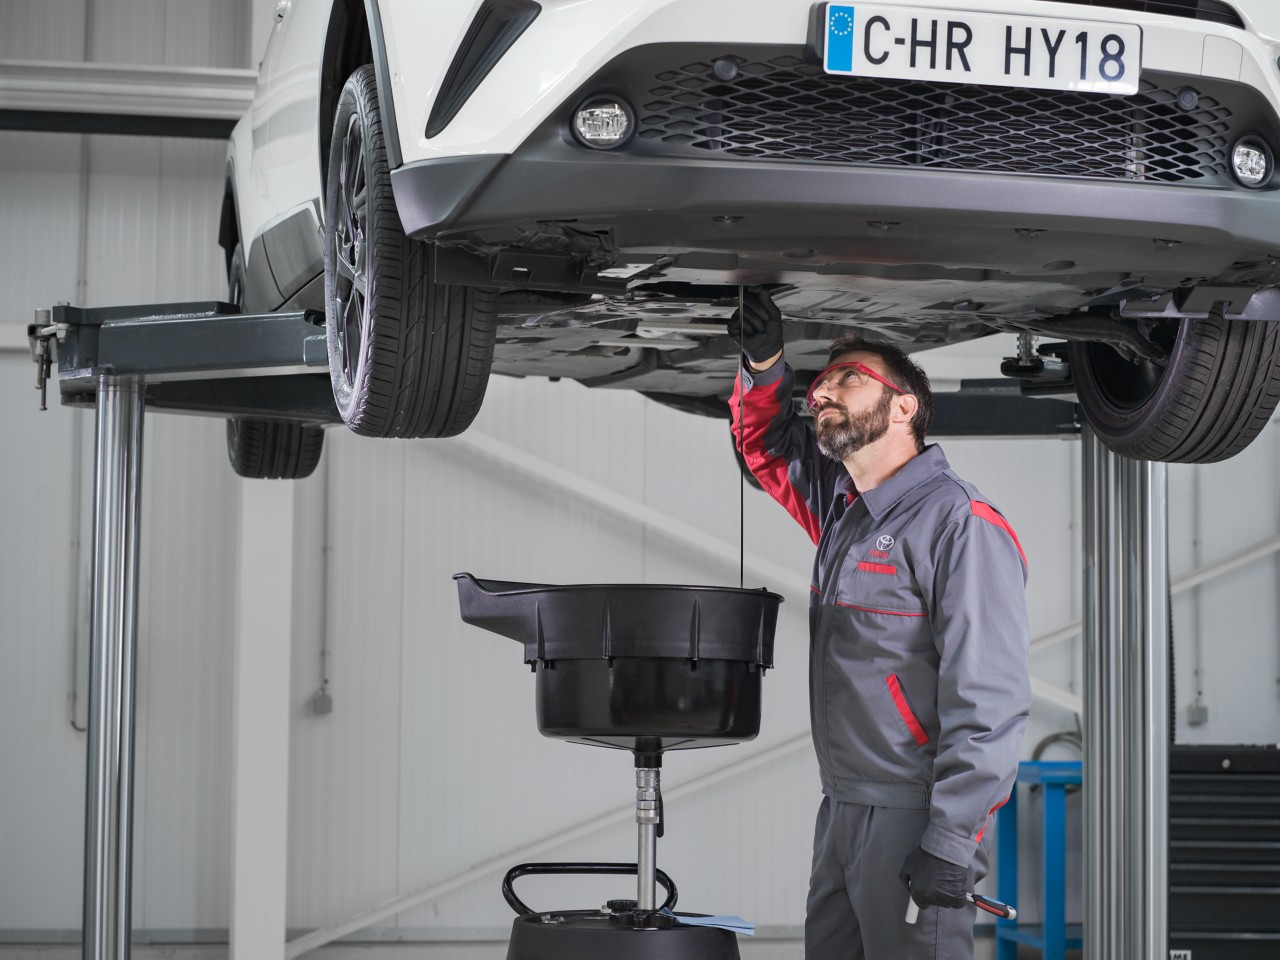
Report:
391,143,1280,295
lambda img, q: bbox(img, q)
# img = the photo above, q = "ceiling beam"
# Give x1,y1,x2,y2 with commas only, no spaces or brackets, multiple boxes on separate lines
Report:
0,59,253,138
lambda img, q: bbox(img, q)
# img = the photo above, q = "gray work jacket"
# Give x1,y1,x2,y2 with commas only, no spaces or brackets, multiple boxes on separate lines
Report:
732,360,1032,869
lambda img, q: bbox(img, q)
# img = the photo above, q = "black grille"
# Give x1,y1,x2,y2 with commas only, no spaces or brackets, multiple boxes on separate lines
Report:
635,56,1233,182
1033,0,1244,29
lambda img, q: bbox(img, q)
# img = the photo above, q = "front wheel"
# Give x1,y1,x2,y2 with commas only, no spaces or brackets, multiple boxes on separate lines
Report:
324,65,497,438
1069,312,1280,463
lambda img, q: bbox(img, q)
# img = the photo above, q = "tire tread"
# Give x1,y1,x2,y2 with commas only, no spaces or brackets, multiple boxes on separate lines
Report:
324,65,496,439
1071,312,1280,464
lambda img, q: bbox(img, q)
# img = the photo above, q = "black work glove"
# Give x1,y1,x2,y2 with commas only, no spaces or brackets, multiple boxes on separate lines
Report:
726,287,783,367
899,847,968,910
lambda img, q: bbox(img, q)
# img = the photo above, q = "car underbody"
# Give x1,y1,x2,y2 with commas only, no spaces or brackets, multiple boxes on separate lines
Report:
378,47,1280,403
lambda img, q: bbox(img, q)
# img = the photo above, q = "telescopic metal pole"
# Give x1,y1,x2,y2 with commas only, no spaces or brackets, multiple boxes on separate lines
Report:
82,376,145,960
1083,431,1168,960
1121,455,1169,960
1083,428,1120,960
636,768,660,911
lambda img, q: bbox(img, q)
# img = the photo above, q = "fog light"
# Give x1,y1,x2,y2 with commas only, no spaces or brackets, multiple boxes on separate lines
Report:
1232,136,1273,188
572,98,633,150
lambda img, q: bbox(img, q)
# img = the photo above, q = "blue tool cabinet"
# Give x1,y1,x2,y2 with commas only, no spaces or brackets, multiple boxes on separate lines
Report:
994,760,1083,960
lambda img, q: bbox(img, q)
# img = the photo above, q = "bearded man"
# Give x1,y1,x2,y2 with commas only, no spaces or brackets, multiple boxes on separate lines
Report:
727,287,1032,960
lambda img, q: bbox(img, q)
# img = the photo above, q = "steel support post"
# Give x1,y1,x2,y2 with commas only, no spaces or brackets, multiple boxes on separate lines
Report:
1120,454,1169,959
1083,430,1119,960
636,768,660,911
82,377,145,960
1082,430,1168,960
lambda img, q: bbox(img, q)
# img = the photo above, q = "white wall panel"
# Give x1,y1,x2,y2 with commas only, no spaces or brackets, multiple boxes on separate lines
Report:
1171,423,1280,744
0,0,89,60
288,437,406,927
0,357,89,928
0,131,85,319
0,0,250,937
133,414,239,930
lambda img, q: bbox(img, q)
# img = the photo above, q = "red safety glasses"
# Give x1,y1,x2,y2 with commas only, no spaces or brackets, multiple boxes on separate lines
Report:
806,361,906,410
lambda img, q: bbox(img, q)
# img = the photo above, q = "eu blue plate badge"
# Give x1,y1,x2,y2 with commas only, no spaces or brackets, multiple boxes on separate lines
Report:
826,4,856,73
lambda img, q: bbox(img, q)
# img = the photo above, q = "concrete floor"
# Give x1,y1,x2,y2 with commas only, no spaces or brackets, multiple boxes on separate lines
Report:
0,943,1009,960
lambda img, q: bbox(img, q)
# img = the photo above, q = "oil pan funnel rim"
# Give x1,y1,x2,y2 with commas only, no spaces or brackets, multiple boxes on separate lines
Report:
454,572,782,666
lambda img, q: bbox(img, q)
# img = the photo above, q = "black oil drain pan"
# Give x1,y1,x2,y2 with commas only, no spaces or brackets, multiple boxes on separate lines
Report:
454,573,783,752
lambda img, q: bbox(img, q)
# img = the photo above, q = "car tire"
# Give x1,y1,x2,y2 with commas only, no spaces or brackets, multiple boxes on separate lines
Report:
227,418,325,480
1070,312,1280,463
224,242,326,480
324,65,497,438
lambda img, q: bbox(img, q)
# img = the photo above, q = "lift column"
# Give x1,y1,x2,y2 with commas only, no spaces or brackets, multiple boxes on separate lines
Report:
30,301,333,960
1082,428,1169,960
82,376,145,960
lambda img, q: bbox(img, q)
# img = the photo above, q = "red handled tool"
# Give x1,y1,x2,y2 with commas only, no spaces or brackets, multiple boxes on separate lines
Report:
905,891,1017,923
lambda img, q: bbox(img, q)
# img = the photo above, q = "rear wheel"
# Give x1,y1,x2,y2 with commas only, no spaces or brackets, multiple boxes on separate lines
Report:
1069,312,1280,463
227,418,325,480
224,242,325,480
325,65,497,438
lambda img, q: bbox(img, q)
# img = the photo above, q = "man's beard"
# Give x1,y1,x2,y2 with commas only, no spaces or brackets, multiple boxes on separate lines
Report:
815,390,894,461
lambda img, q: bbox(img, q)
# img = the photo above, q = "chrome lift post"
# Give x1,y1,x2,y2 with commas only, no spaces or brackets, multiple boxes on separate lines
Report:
1082,429,1168,960
82,376,145,960
29,301,332,960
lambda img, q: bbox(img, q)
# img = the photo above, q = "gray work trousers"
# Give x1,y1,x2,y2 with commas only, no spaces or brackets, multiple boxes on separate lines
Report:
805,796,989,960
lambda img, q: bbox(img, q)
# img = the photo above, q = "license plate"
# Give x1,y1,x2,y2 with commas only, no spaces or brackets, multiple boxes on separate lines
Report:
823,3,1142,96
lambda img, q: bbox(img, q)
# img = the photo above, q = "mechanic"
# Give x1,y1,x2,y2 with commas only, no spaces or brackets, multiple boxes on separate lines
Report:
727,288,1032,960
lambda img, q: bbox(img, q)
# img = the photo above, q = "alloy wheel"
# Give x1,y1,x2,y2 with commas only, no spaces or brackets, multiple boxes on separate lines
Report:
332,112,368,391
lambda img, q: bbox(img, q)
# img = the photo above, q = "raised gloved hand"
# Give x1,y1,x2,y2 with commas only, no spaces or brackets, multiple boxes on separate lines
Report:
899,847,968,910
726,286,783,368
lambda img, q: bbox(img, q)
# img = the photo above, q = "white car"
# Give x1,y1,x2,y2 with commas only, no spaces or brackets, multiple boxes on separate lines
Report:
222,0,1280,477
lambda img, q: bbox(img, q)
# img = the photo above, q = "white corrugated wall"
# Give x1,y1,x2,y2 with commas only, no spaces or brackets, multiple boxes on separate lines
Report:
0,0,247,936
3,0,1280,951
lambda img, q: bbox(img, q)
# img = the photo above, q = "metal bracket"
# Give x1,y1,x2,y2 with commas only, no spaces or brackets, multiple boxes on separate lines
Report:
30,322,59,411
1119,285,1280,322
28,301,337,424
434,245,632,295
1000,341,1076,398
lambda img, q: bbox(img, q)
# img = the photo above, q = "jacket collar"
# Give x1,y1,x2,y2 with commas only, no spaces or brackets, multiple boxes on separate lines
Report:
842,444,949,521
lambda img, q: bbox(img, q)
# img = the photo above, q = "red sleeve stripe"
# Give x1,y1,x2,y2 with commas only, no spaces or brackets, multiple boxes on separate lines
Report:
731,370,821,545
836,601,927,618
974,794,1011,843
858,561,897,575
810,584,821,595
886,674,930,746
970,501,1028,571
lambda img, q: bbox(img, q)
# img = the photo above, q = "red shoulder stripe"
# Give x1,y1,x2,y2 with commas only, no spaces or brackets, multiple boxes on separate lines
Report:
731,371,821,545
970,501,1028,571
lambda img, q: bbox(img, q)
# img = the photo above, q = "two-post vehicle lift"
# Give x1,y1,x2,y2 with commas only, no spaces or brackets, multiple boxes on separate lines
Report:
26,300,1168,960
